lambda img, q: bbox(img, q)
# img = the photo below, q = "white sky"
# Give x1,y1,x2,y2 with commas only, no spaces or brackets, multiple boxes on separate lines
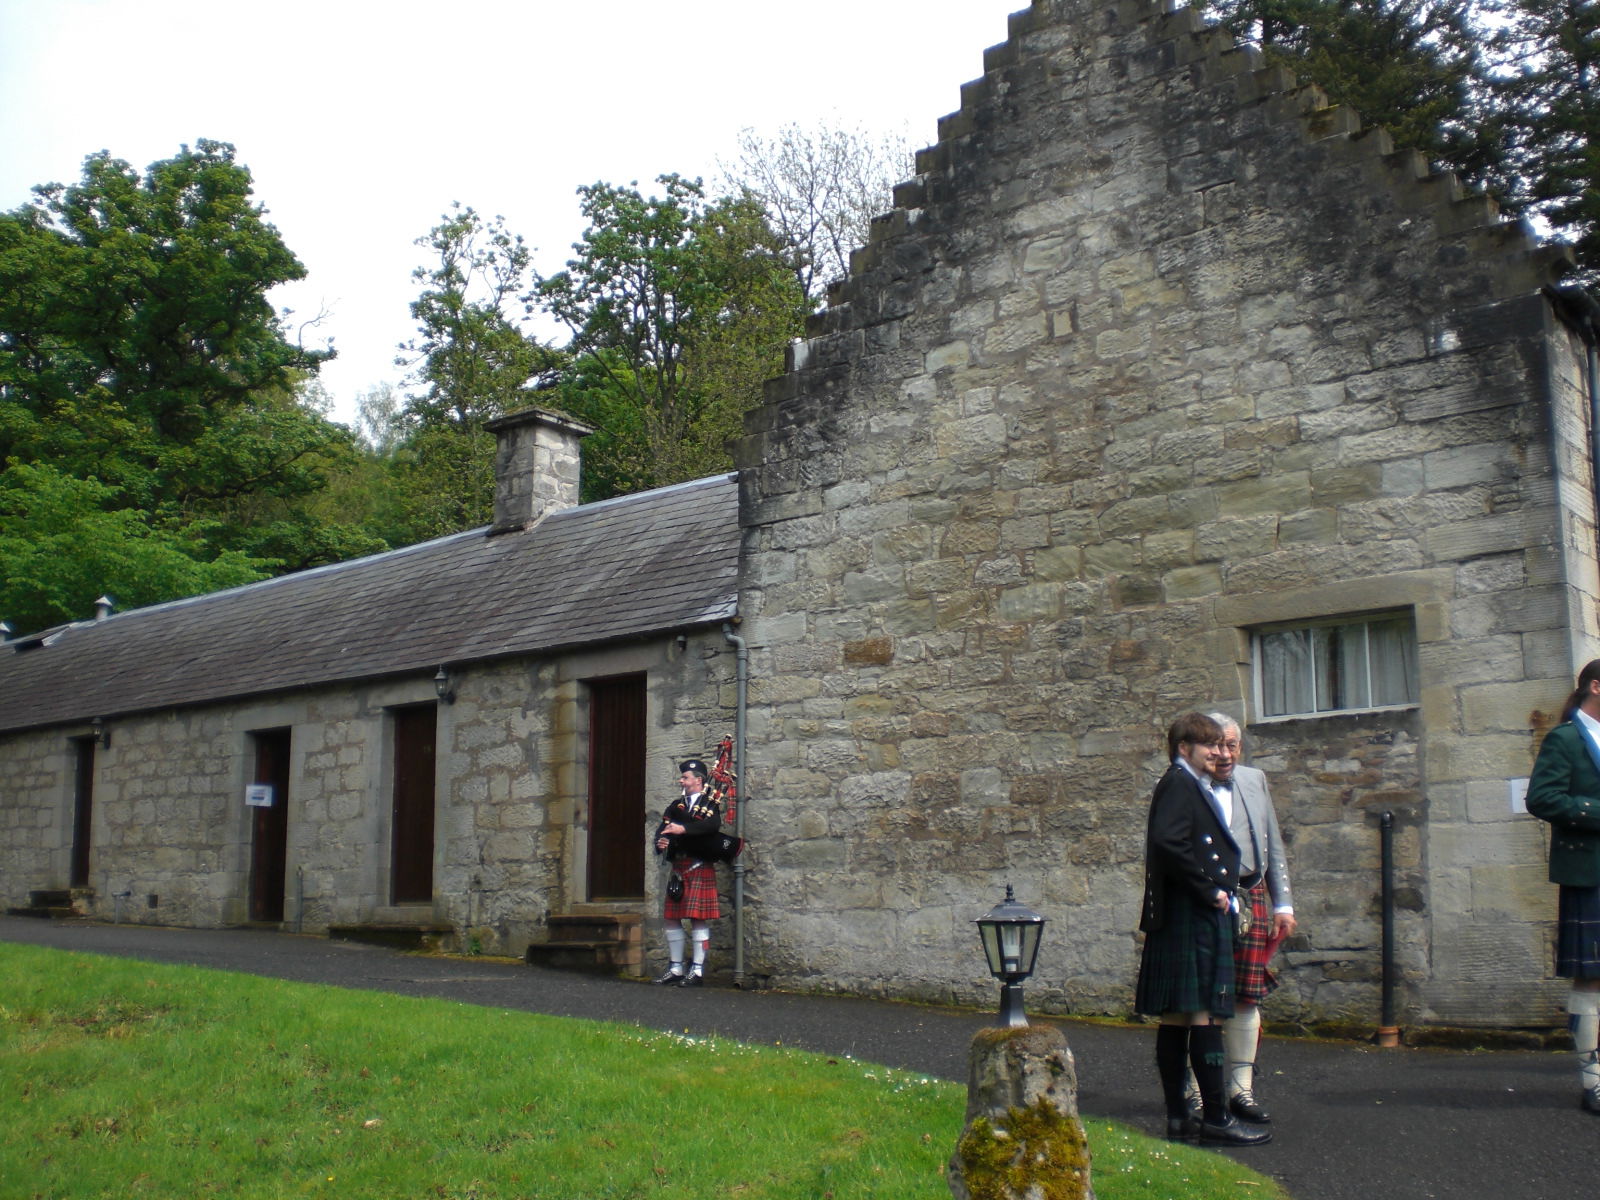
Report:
0,0,1026,425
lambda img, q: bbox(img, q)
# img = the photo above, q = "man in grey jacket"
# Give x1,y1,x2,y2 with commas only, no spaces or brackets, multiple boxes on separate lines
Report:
1203,713,1296,1123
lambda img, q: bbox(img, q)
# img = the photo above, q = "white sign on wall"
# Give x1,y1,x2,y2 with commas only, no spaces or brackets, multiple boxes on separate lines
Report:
245,784,274,808
1509,777,1529,816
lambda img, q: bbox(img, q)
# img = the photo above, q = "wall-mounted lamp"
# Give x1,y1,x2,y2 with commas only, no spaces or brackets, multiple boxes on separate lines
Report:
675,633,688,651
433,665,456,705
90,716,111,749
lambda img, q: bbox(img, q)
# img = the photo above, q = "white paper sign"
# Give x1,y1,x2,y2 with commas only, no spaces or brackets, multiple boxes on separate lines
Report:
246,784,274,808
1509,777,1529,816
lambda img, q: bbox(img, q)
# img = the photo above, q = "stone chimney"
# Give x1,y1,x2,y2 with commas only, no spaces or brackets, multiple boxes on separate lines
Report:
484,407,593,534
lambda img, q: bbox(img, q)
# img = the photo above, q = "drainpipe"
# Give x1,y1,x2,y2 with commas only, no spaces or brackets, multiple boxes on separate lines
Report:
722,621,749,986
1376,811,1400,1047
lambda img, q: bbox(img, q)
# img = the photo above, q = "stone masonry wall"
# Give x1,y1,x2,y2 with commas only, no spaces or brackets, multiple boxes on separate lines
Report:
732,0,1584,1026
0,631,738,959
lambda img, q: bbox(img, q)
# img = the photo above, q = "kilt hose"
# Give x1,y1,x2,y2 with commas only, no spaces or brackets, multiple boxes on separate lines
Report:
664,861,720,921
1136,894,1236,1018
1556,882,1600,979
1234,877,1279,1005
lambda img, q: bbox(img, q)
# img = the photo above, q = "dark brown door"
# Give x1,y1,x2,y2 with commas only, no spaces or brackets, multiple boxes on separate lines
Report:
70,738,95,888
391,705,437,904
249,728,292,922
587,675,646,899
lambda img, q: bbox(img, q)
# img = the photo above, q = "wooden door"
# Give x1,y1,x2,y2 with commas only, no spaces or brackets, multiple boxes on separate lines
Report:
249,728,292,922
70,738,95,888
587,675,646,899
391,705,437,904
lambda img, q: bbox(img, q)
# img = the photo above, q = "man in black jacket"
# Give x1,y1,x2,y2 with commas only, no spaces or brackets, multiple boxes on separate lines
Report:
1135,711,1270,1147
651,759,723,987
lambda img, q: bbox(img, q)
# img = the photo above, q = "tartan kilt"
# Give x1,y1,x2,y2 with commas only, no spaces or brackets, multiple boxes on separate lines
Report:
1556,883,1600,979
664,861,720,921
1135,889,1236,1019
1233,878,1279,1005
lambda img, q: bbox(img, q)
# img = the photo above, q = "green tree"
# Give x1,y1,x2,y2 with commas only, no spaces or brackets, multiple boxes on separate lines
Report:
1203,0,1505,195
536,176,806,500
387,206,563,542
0,463,269,631
0,140,366,633
1486,0,1600,277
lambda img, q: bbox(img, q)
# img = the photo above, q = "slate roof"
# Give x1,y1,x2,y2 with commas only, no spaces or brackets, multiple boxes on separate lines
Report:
0,473,741,734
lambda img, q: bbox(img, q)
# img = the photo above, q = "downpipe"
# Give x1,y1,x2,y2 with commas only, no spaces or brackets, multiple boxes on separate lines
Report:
722,621,749,986
1376,811,1400,1047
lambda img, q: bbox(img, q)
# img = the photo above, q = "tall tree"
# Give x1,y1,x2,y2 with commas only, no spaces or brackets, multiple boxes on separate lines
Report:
397,204,561,429
0,140,364,633
719,120,914,305
387,206,564,542
1203,0,1504,197
535,176,807,500
1485,0,1600,277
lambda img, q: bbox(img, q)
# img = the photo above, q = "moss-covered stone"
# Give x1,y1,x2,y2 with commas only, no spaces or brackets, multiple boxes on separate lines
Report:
950,1097,1092,1200
948,1024,1094,1199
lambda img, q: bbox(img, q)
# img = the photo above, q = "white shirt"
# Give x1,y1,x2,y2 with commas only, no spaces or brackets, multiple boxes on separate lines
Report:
1576,707,1600,764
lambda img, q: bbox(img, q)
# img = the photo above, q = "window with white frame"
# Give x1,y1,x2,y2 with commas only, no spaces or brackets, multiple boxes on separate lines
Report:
1254,612,1418,718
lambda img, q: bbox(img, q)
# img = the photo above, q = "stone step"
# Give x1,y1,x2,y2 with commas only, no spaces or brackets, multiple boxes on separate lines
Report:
525,911,643,975
523,939,639,974
545,912,642,944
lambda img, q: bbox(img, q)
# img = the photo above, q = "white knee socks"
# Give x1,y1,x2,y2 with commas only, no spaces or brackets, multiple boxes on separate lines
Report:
1224,1005,1262,1097
664,926,686,973
1569,991,1600,1092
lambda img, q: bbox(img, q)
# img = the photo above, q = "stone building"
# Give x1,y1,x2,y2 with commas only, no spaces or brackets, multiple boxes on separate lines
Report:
0,409,745,969
4,0,1599,1031
728,0,1595,1029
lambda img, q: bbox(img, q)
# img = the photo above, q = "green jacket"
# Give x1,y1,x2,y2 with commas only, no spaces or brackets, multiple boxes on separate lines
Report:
1526,721,1600,888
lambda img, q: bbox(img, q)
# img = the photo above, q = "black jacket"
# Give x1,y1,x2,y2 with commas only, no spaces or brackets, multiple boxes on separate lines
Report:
1139,763,1242,933
654,791,724,863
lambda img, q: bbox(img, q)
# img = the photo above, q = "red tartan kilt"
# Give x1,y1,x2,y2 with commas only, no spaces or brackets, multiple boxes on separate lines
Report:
664,862,720,920
1234,878,1279,1005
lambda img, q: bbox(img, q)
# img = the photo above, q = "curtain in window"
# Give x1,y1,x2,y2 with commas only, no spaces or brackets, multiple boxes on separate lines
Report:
1262,628,1314,717
1260,615,1417,717
1330,622,1371,710
1367,617,1416,706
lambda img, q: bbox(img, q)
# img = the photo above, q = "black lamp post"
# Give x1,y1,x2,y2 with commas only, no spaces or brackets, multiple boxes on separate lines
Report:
976,883,1046,1027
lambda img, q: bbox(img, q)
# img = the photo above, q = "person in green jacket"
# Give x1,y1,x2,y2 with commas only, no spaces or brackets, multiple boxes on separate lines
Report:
1527,658,1600,1115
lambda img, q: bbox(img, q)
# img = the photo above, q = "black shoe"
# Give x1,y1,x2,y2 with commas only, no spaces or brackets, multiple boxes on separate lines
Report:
1199,1115,1272,1146
1229,1090,1272,1123
1165,1115,1201,1142
652,968,684,985
1582,1086,1600,1115
678,971,704,987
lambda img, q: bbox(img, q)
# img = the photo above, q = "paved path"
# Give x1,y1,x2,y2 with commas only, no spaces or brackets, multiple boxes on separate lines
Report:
1,918,1587,1199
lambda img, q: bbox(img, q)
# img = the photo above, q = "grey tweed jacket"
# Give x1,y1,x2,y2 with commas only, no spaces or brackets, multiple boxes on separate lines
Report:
1228,764,1293,911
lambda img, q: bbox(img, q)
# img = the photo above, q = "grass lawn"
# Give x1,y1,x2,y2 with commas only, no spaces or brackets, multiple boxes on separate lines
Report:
0,944,1289,1199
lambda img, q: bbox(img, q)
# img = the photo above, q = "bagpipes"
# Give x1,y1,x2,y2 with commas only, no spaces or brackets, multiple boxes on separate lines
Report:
657,735,745,864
